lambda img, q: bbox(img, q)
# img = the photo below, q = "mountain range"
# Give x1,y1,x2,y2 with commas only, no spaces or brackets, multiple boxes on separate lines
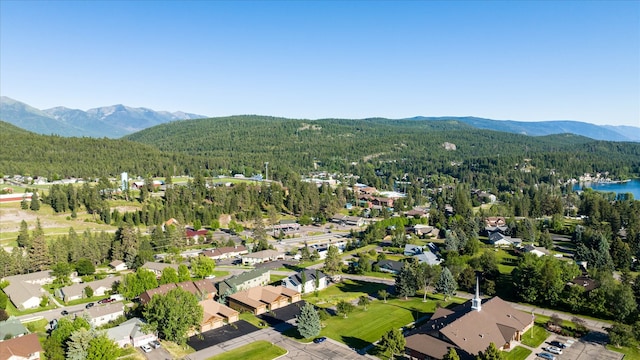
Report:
1,96,638,141
0,96,206,138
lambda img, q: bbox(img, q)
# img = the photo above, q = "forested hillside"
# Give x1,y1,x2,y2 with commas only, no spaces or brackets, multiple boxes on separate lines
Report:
0,121,203,178
125,116,640,188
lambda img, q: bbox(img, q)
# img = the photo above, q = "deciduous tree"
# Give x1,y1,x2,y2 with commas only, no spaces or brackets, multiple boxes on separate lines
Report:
143,288,203,344
379,328,405,360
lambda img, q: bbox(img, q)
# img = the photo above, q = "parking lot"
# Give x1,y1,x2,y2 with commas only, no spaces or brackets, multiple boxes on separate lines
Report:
529,332,624,360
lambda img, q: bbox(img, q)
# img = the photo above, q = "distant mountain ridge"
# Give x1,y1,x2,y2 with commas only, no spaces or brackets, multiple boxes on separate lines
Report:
1,96,638,141
0,96,207,138
405,116,640,142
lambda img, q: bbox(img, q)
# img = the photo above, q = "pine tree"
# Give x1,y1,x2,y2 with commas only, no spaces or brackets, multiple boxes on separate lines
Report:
395,262,417,299
323,245,341,275
296,302,321,338
29,191,40,211
435,267,457,300
16,220,30,248
28,224,50,271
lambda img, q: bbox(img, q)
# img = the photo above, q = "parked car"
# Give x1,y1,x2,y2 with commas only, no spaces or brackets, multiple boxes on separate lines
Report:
544,346,562,355
549,340,567,349
313,337,327,344
85,302,94,309
537,352,556,360
61,310,69,316
98,298,115,304
149,340,161,349
140,344,152,353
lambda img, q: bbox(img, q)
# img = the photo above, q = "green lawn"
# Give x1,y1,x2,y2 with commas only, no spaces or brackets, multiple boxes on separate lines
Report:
239,312,268,329
607,344,640,360
303,279,465,350
520,324,548,347
504,346,532,360
269,274,287,285
206,340,287,360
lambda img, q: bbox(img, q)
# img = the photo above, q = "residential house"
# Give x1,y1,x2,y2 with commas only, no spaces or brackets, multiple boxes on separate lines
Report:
241,249,285,265
3,282,44,310
56,276,121,302
196,299,239,333
2,271,54,286
109,260,128,272
330,214,365,227
139,283,177,305
282,269,328,293
217,268,270,296
375,260,404,275
227,286,301,315
85,302,124,327
186,228,209,244
0,333,42,360
139,279,216,304
0,317,28,340
105,318,157,348
141,262,179,277
404,243,442,266
413,224,437,237
404,280,533,359
488,232,521,247
201,245,248,260
522,244,547,257
484,217,508,233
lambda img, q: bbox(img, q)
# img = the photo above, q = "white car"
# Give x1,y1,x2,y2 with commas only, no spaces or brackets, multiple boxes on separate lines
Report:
544,346,563,355
140,344,152,353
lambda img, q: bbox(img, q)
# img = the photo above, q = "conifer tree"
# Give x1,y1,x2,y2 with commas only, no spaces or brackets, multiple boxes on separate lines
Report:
435,267,457,300
296,302,321,338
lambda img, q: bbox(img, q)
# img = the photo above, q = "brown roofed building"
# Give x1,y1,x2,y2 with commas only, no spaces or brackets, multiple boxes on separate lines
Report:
0,333,42,360
201,245,248,260
227,285,301,315
196,300,239,334
404,280,533,359
193,279,217,300
139,283,177,304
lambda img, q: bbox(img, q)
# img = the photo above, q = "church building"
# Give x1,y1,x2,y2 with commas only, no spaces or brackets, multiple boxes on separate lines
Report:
404,279,533,359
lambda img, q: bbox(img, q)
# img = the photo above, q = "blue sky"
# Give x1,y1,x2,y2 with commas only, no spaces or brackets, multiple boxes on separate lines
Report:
1,1,638,126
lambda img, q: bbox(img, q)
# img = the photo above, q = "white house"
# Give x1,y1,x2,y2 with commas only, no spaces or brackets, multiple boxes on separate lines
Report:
109,260,128,272
488,232,521,247
85,302,124,327
282,269,328,293
3,282,44,310
241,249,284,265
105,318,157,348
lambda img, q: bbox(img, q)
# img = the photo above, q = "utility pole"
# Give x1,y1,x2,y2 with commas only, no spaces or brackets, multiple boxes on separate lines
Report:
265,162,269,181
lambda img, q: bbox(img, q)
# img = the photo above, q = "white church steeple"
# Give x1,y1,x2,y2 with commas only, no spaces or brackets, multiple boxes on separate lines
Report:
471,276,481,312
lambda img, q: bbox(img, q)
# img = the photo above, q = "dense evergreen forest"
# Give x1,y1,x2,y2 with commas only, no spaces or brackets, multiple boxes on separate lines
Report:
3,117,640,192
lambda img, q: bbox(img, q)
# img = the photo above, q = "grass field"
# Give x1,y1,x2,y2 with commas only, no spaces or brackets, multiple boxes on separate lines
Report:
520,324,549,347
504,346,532,360
206,340,287,360
302,279,465,350
607,344,640,360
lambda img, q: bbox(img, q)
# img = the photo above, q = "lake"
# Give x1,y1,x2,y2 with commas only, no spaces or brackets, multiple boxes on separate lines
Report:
573,179,640,200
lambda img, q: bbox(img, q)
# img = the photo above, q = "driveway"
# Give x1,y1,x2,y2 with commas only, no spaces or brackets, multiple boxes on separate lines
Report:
187,320,261,351
142,346,172,360
258,301,306,326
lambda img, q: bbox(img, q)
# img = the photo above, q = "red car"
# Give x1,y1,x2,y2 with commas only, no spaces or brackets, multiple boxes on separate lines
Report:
98,298,115,304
